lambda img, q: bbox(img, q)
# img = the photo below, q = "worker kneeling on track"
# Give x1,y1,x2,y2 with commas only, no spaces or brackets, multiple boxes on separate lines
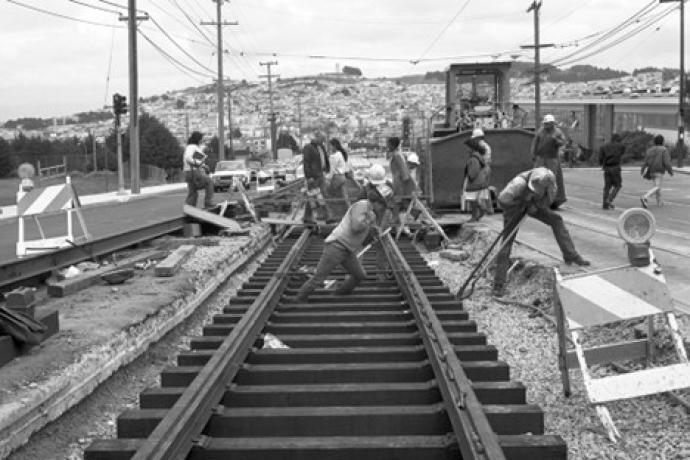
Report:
291,185,393,303
493,167,590,298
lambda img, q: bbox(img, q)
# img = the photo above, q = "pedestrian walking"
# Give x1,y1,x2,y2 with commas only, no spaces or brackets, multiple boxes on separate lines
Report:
493,167,590,298
640,134,674,208
463,137,491,222
598,133,625,210
302,131,334,223
183,131,214,209
290,181,393,303
531,114,567,209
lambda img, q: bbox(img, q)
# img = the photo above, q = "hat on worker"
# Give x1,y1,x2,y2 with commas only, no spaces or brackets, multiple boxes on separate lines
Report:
471,128,485,139
367,164,387,185
528,167,558,203
406,152,420,165
543,114,556,124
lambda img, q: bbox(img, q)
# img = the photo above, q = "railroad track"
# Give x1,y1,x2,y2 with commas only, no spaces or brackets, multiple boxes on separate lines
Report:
85,230,566,460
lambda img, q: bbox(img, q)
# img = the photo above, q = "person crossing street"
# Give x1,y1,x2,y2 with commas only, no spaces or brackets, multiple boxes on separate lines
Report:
598,133,625,210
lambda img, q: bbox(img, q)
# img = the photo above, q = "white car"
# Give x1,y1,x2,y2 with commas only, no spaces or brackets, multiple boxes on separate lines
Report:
211,160,250,191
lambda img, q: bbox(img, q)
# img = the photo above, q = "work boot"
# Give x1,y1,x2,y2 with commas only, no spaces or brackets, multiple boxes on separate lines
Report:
640,197,648,209
565,256,591,267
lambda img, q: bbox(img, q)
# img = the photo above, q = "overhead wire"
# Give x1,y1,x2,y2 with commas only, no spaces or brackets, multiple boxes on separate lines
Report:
7,0,124,28
550,4,678,68
104,28,116,106
149,16,216,73
139,29,215,81
68,0,120,14
415,0,473,62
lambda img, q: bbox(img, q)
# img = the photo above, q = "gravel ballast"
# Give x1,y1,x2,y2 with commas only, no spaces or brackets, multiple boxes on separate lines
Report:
421,225,689,460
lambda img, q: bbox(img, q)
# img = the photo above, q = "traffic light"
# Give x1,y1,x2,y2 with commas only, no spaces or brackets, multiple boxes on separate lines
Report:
113,93,128,115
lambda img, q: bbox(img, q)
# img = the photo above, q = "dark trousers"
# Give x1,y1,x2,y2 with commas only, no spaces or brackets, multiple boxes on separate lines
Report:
603,166,622,204
494,205,580,289
185,170,214,208
296,241,367,300
303,176,330,223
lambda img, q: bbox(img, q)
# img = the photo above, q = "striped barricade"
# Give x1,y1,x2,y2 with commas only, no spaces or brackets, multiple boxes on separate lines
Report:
16,176,91,258
553,252,689,442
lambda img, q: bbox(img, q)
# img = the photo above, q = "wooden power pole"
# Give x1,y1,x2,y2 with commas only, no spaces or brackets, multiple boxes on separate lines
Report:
202,1,237,161
521,1,553,127
260,61,279,159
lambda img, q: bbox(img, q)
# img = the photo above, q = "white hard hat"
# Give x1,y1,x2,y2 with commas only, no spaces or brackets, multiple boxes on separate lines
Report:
406,152,420,165
376,183,394,199
471,128,484,139
528,167,557,202
368,164,387,185
543,114,556,124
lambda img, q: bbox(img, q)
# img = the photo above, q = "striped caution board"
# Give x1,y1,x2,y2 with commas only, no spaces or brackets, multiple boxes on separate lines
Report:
555,263,674,330
16,177,90,257
554,254,689,443
17,183,78,216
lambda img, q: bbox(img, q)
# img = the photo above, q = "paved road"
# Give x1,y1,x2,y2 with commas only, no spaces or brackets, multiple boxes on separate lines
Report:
491,167,690,313
0,192,187,264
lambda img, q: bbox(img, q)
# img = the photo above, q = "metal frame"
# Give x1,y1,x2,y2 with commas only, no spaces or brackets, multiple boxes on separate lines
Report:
129,229,311,460
381,234,507,460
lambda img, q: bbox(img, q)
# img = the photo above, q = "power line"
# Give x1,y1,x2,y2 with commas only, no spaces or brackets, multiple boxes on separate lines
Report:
167,0,214,46
415,0,473,62
68,0,120,14
104,28,116,106
7,0,124,28
139,29,215,80
149,16,216,73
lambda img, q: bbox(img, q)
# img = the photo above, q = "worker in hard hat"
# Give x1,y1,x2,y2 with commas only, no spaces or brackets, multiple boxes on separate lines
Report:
289,166,393,303
531,114,567,209
405,152,421,190
493,167,590,298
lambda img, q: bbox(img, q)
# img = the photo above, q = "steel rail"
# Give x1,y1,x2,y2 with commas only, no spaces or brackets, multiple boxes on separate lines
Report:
129,229,312,460
381,233,508,460
0,217,185,290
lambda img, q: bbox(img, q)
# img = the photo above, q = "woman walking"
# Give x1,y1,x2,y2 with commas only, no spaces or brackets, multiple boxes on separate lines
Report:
640,134,674,208
463,137,491,222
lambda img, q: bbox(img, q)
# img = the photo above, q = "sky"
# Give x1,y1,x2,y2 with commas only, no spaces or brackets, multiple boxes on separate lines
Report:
0,0,685,121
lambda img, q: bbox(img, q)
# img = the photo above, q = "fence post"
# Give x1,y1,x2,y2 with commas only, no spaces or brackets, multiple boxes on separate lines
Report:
37,160,42,178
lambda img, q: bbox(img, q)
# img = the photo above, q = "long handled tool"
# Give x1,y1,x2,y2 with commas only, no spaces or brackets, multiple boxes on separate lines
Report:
456,212,527,300
357,227,392,259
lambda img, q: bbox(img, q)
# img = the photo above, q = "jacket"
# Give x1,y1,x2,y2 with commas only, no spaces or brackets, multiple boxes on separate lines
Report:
642,145,673,176
390,150,415,197
498,170,553,212
303,141,330,180
530,127,566,159
598,142,625,168
325,200,376,253
465,151,490,192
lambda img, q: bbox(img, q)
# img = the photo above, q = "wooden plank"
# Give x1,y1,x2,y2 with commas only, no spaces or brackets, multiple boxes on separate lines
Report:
183,204,243,231
155,245,196,277
565,339,649,369
262,217,304,226
586,363,690,403
47,249,168,298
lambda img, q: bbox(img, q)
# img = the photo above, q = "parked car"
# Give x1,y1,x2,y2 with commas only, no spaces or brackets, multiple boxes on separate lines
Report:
263,162,288,182
211,160,250,191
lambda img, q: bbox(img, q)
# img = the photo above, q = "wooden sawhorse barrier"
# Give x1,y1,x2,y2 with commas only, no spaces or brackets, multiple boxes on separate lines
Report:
553,253,689,442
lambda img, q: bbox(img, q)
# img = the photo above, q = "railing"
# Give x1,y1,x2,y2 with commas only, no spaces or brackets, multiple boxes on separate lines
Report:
36,156,67,179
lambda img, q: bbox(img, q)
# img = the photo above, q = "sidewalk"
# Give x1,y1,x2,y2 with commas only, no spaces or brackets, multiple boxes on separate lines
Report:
0,183,187,220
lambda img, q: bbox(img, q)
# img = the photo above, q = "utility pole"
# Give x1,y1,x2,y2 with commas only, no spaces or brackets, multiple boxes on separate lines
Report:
119,2,148,194
521,1,554,127
260,61,279,159
202,1,237,161
91,129,97,172
296,92,303,149
660,0,686,166
228,90,234,157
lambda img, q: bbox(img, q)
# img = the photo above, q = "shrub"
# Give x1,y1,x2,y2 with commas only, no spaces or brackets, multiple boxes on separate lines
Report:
619,130,654,162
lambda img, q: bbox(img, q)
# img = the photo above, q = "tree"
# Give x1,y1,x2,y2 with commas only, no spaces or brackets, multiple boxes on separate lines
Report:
0,137,12,177
176,99,186,109
106,112,182,174
231,127,242,138
342,65,362,76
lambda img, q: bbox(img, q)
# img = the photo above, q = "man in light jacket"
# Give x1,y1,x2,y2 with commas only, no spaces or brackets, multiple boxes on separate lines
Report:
493,167,590,297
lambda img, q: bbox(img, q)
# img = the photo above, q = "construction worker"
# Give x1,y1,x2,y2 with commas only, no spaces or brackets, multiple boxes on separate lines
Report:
493,167,590,298
406,152,421,190
290,172,393,303
598,133,625,209
302,131,334,223
531,114,567,209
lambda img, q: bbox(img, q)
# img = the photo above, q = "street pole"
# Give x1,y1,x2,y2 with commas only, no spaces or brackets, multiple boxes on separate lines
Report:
90,129,97,172
661,0,687,166
522,1,554,128
260,61,279,159
228,89,234,157
120,1,148,194
296,92,303,149
116,115,125,194
202,1,237,161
